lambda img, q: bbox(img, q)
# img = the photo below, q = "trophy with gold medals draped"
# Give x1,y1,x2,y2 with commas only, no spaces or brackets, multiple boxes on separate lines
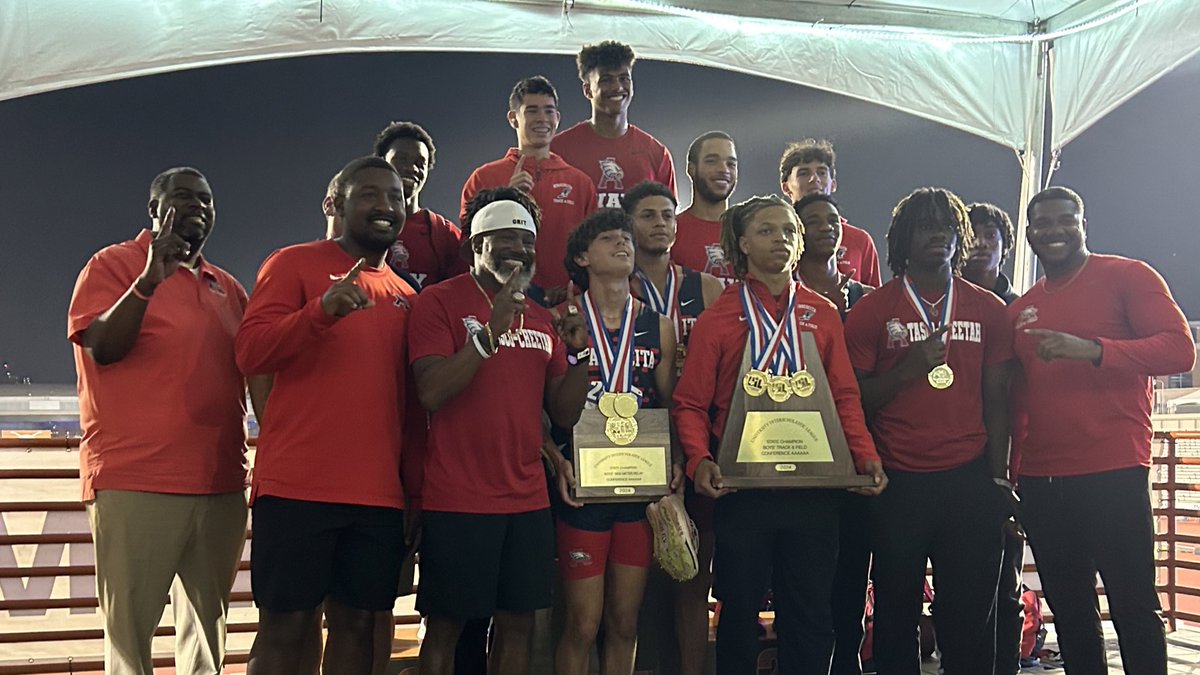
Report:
571,294,672,503
716,282,872,488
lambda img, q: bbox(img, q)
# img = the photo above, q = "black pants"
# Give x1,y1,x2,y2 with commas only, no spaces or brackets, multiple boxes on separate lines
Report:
995,522,1025,675
1019,466,1166,675
713,489,842,675
869,458,1006,675
830,493,872,675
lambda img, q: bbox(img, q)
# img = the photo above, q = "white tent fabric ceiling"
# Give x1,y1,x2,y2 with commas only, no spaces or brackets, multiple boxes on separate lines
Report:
1,0,1198,151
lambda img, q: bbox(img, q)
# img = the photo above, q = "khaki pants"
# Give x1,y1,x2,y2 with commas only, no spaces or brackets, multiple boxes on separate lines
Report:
87,490,248,675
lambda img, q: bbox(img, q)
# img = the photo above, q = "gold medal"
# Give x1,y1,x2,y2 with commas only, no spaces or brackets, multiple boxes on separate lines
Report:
767,375,792,403
789,370,816,398
613,392,639,419
928,363,954,389
742,369,768,397
604,416,639,445
598,392,618,418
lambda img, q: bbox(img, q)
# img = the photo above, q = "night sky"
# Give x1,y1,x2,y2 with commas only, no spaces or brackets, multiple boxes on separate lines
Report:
1,51,1196,384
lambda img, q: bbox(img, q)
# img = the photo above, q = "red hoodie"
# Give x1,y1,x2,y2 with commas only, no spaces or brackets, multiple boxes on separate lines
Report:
460,148,596,291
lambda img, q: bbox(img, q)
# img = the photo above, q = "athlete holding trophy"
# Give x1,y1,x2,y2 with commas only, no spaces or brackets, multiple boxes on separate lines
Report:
673,195,885,675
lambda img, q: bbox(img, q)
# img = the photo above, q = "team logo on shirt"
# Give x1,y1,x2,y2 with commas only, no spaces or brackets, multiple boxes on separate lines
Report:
553,183,576,205
389,240,411,270
463,315,484,336
836,246,848,261
597,158,625,191
1015,306,1038,329
703,244,733,278
886,318,910,349
797,304,817,322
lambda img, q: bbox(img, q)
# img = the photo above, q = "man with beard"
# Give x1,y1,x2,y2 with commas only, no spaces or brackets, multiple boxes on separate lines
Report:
409,187,590,675
461,76,595,306
374,120,467,288
843,188,1013,675
1009,187,1194,675
673,131,738,283
68,167,252,674
779,139,881,287
236,157,419,674
553,40,676,209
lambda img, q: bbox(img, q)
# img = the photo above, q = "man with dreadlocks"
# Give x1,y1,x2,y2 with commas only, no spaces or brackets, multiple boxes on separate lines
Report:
843,187,1014,675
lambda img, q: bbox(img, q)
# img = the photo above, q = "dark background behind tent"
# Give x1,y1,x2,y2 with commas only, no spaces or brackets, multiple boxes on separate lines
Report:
1,51,1196,384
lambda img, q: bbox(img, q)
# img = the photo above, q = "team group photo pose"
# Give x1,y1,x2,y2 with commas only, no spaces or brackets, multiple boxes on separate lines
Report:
58,33,1197,675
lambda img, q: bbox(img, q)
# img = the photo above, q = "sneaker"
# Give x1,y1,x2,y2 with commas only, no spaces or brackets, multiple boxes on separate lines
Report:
646,493,700,581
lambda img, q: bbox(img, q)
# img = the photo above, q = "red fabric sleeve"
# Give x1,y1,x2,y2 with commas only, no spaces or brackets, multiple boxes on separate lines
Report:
982,294,1015,365
235,250,338,375
407,289,460,364
67,250,133,344
859,236,882,288
459,170,485,227
843,296,881,373
818,310,880,469
672,311,722,479
1096,261,1195,376
657,146,677,198
432,213,467,279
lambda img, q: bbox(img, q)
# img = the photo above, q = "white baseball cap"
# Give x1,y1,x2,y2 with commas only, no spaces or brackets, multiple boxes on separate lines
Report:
468,200,538,239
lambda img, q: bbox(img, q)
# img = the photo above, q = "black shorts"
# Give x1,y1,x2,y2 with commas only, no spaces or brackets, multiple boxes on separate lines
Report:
251,496,406,612
416,509,554,620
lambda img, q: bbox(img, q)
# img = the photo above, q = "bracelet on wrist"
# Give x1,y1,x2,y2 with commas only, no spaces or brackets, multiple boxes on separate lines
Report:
472,332,493,359
482,324,497,353
130,281,153,301
566,347,592,367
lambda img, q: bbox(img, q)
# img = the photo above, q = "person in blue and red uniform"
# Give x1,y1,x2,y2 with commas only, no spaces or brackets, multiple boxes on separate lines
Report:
673,131,738,283
843,187,1014,675
546,208,680,675
374,120,467,288
552,40,676,209
1010,187,1195,675
461,76,596,306
236,157,419,675
622,179,722,675
674,195,886,674
408,187,591,675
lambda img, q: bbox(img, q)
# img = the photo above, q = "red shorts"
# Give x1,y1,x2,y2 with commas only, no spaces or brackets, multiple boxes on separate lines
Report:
556,517,652,580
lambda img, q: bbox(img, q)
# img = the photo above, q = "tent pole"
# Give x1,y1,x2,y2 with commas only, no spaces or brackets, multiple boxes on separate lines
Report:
1012,39,1051,294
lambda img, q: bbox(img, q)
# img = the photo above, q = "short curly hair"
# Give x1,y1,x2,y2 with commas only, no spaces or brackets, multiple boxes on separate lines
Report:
886,187,973,278
564,209,634,291
778,138,836,186
966,202,1015,261
577,40,636,80
621,181,676,215
373,121,437,168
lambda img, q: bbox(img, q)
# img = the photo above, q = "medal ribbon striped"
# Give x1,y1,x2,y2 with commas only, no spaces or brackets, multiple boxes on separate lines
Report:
901,275,955,344
581,291,636,393
635,265,682,342
739,281,802,375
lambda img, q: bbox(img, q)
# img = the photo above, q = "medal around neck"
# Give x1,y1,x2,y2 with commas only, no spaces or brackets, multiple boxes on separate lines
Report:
571,291,672,503
928,363,954,389
902,275,956,390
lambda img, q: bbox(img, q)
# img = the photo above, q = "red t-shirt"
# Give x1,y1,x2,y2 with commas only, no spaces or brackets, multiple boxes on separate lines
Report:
388,208,467,288
673,211,735,282
672,278,879,479
460,148,596,292
552,121,676,209
839,220,882,287
235,240,418,509
1009,254,1195,477
68,230,249,500
408,274,568,514
844,277,1012,472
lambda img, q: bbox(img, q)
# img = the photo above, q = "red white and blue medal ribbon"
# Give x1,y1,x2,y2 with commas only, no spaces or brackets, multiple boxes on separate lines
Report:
901,275,954,343
635,265,682,342
739,281,802,375
581,291,635,393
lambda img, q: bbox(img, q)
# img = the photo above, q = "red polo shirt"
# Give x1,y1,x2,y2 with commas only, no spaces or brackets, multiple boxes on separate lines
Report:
673,278,879,479
68,229,249,501
408,274,568,514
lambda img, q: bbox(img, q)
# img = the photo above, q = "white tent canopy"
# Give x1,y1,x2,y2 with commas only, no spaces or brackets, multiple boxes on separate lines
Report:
3,0,1199,285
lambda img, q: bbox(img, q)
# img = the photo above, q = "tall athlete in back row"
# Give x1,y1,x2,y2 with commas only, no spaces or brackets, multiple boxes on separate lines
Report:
553,40,676,208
